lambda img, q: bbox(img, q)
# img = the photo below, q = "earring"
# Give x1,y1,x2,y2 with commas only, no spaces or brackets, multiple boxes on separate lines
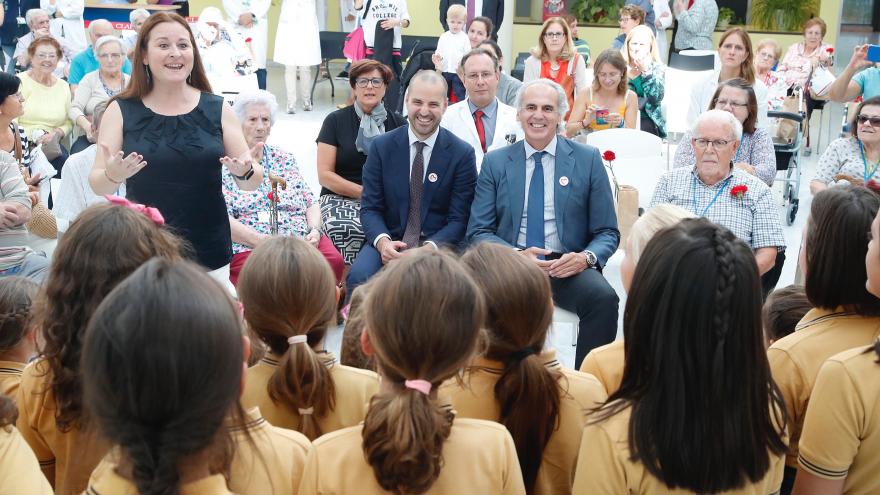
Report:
144,64,151,82
186,72,192,84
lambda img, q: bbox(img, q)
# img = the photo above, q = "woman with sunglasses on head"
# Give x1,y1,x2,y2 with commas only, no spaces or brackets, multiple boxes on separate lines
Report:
812,96,880,194
675,78,776,187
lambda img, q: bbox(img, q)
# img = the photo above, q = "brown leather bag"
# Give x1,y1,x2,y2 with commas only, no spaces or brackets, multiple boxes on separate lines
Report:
12,123,57,239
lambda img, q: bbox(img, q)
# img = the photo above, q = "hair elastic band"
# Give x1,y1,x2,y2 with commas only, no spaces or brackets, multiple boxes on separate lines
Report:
298,407,314,415
404,379,432,395
509,347,536,362
287,335,308,345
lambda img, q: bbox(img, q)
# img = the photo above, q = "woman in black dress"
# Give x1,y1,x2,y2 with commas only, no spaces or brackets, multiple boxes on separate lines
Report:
89,12,262,289
316,59,404,265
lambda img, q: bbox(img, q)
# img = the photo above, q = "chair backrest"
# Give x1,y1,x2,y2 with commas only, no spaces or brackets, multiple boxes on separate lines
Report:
586,129,665,209
511,52,529,81
318,31,348,61
663,67,713,136
669,52,715,71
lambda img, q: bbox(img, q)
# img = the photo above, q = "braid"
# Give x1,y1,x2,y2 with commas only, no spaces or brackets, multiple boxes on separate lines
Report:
711,228,737,380
0,305,34,351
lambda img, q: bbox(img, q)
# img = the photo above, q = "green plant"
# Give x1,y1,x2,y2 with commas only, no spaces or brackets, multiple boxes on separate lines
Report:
570,0,625,25
751,0,819,32
718,7,735,23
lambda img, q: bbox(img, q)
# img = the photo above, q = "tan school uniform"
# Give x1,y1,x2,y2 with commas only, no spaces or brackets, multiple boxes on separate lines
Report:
0,424,53,495
14,359,109,495
572,403,786,494
797,345,880,494
440,350,607,495
298,418,527,495
241,351,379,434
89,407,311,495
0,360,24,401
84,467,233,495
578,341,624,396
767,308,880,467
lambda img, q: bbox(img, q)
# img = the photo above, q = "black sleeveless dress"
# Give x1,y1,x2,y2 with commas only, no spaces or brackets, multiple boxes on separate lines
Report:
117,92,231,270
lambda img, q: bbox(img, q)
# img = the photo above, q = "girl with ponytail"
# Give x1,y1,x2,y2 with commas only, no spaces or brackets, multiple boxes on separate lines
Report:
790,207,880,494
82,259,247,494
299,250,526,495
443,242,606,495
574,218,788,494
238,237,379,440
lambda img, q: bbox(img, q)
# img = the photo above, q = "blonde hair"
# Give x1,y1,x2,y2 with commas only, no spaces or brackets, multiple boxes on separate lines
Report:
755,38,781,61
626,204,696,262
621,25,660,65
446,4,466,21
532,17,575,62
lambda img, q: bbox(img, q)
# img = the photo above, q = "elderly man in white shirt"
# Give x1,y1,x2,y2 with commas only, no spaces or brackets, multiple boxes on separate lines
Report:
41,0,86,53
14,8,74,77
441,48,521,171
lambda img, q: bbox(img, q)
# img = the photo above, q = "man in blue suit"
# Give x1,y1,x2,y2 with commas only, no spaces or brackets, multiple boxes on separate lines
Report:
467,79,620,368
347,70,478,298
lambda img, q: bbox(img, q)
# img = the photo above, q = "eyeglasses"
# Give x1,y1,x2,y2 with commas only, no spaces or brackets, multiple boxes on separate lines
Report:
715,99,748,109
355,78,385,88
619,16,633,22
693,138,733,149
98,53,124,60
757,52,777,61
543,32,565,39
9,92,23,102
857,115,880,126
465,71,495,82
33,52,58,60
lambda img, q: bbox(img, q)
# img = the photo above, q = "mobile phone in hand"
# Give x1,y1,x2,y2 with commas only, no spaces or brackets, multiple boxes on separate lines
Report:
867,45,880,63
595,109,609,125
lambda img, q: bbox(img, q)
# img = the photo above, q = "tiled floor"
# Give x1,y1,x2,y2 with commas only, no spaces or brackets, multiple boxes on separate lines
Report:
261,62,834,369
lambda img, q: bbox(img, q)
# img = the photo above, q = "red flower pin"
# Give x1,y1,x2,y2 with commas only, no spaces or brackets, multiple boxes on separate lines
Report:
731,184,748,198
868,179,880,193
826,47,834,54
245,37,253,43
602,150,616,161
267,191,275,201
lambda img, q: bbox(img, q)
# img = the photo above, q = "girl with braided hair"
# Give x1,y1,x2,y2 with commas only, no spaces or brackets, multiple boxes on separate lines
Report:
443,242,606,495
0,276,39,401
299,250,525,495
788,206,880,495
573,218,788,494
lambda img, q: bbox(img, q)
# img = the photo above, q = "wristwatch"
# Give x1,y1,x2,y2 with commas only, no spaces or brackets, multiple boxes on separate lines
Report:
582,250,597,268
233,164,255,181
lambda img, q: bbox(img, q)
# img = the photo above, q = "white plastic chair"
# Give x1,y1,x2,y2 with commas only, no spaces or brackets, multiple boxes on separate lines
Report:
586,128,665,209
663,67,713,137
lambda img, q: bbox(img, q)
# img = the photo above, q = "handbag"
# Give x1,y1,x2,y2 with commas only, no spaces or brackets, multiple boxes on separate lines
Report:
616,185,639,248
342,0,372,63
39,131,63,162
13,124,57,239
809,65,835,98
775,95,800,143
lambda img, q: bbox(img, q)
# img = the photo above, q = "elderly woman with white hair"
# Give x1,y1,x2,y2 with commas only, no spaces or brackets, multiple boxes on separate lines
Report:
122,9,150,55
69,35,129,153
222,89,344,285
651,109,785,296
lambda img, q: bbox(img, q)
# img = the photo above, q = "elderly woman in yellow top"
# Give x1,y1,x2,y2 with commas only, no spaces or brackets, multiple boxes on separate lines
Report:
18,36,71,173
69,35,129,154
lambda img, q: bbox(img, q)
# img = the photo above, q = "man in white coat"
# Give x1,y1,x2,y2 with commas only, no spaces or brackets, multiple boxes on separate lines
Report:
441,48,521,171
41,0,86,54
274,0,321,113
224,0,271,90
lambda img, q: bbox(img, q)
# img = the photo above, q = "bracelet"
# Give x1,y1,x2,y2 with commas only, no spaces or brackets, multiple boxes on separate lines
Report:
232,163,255,181
104,168,123,184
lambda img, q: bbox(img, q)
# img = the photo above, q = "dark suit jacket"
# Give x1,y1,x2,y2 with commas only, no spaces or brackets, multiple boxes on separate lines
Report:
467,136,620,267
439,0,503,35
361,125,477,248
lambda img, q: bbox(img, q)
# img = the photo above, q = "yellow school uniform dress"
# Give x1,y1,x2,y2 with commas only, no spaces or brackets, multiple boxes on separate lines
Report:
0,360,25,400
578,341,624,395
85,467,233,495
0,424,53,494
440,350,607,495
572,403,786,494
797,345,880,494
228,407,311,494
241,351,379,433
298,417,527,494
767,307,880,468
14,359,109,495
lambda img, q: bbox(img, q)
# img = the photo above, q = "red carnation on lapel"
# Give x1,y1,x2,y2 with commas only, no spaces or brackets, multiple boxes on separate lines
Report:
602,150,616,161
826,47,834,54
245,37,253,43
731,184,748,198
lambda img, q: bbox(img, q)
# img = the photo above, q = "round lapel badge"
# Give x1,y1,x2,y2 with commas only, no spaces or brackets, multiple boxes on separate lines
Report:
559,176,570,187
428,173,438,183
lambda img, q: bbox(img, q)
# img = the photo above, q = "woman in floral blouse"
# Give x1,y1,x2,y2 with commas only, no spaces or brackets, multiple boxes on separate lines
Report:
222,90,343,285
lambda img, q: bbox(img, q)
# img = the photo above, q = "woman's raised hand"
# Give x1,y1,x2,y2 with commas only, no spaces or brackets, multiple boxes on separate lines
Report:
101,143,147,182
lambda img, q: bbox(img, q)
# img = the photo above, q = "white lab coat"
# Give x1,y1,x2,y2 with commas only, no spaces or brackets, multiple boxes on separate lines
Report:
688,69,770,129
440,98,523,171
273,0,321,66
41,0,87,54
223,0,271,69
653,0,673,63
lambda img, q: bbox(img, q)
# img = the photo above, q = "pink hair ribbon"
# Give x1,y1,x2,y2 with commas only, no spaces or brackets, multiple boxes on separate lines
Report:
105,195,165,226
404,379,432,395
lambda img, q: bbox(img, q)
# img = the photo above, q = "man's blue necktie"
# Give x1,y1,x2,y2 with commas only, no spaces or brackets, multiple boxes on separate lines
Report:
526,151,545,256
